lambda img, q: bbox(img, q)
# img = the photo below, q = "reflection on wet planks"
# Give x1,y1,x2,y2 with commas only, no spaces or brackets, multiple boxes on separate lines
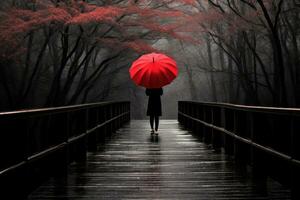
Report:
29,120,291,200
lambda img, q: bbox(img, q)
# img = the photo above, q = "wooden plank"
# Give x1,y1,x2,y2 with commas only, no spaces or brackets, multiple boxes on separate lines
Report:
28,120,291,200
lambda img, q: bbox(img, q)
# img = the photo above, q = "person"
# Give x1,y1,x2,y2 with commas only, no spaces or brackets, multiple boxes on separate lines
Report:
146,88,163,135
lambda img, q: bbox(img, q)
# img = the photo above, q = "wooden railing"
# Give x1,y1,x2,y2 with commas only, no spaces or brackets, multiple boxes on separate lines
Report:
0,101,130,198
178,101,300,199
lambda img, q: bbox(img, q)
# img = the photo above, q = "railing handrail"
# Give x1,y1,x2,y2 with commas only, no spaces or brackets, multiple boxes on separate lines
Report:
0,111,130,176
0,101,131,198
179,101,300,115
178,101,300,198
178,111,300,165
0,101,129,117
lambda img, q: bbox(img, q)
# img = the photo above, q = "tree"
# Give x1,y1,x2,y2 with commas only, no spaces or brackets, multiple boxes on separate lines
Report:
180,0,300,106
0,0,190,110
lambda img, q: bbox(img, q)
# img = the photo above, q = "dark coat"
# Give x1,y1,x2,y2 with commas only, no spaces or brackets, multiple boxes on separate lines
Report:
146,88,163,116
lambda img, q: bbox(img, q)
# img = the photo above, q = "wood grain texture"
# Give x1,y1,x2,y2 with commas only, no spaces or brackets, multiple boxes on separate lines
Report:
28,120,291,200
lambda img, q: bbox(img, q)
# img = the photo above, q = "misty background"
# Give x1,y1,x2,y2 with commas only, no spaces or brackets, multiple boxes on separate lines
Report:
0,0,299,119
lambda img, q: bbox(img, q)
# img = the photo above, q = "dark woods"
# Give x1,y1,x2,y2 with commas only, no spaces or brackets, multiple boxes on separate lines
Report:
0,0,180,111
0,0,299,113
194,0,300,107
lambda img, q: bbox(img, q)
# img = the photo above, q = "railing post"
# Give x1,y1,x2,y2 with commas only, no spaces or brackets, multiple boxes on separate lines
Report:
251,112,267,194
190,103,195,132
56,112,69,175
112,104,116,132
212,107,222,151
118,103,121,128
220,107,226,151
195,104,201,138
74,109,88,162
185,102,189,127
203,107,209,144
224,108,234,155
186,103,190,128
104,106,108,141
65,112,71,166
178,102,181,123
98,106,105,143
88,107,98,151
108,104,112,136
234,111,249,165
184,102,188,127
291,117,300,200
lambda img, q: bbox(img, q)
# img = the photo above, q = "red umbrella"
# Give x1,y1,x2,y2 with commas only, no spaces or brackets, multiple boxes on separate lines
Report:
129,52,178,88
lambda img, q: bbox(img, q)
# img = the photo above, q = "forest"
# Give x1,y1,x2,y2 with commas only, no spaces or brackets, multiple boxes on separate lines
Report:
0,0,299,118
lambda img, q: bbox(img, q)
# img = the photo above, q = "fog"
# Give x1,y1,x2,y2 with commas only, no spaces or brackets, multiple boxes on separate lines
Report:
0,0,299,118
104,39,211,119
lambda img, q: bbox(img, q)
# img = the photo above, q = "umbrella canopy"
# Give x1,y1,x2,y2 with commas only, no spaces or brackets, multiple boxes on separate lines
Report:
129,53,178,88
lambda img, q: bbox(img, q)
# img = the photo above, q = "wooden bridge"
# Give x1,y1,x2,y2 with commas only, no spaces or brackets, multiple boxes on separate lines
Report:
0,101,299,199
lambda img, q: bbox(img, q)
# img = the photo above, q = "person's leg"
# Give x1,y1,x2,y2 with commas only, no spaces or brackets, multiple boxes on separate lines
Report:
155,115,159,131
150,115,154,130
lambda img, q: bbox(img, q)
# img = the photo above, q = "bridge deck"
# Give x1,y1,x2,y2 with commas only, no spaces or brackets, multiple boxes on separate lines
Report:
29,120,290,199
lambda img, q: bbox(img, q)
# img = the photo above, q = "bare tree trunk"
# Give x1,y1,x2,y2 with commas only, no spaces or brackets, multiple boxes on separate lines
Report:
217,25,227,102
257,0,287,106
206,36,218,102
0,63,14,110
282,7,300,106
185,65,198,100
22,29,52,104
227,54,235,103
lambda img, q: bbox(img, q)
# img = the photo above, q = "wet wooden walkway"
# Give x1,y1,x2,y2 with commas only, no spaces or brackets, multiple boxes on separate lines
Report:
28,120,291,199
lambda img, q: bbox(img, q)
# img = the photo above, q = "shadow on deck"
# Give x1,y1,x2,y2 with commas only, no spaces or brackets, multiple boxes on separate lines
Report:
28,120,290,200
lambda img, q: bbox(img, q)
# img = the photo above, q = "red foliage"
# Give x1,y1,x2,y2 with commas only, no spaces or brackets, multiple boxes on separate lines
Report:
0,0,202,60
67,6,124,25
175,0,271,41
0,6,72,42
124,40,158,53
176,0,197,6
125,5,183,18
0,4,74,60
